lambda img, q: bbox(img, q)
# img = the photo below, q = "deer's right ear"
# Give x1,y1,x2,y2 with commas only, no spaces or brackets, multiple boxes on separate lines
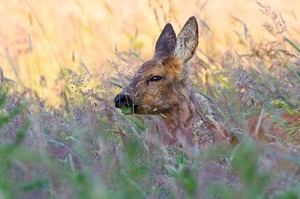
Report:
174,16,198,63
154,24,176,59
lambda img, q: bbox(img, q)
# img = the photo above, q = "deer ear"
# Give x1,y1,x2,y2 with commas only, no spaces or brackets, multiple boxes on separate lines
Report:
154,23,176,59
174,16,198,63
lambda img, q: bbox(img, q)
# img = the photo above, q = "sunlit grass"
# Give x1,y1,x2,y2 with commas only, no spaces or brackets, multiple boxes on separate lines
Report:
0,0,299,198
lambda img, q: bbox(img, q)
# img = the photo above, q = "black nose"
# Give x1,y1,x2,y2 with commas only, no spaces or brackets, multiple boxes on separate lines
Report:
114,94,133,108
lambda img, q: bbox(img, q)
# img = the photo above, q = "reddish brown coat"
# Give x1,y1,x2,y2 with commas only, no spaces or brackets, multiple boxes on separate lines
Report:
114,16,299,146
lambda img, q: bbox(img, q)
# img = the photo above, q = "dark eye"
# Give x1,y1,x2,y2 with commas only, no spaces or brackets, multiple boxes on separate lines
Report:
148,76,163,83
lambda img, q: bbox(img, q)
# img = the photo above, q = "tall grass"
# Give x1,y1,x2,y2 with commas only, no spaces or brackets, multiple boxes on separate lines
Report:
0,1,299,198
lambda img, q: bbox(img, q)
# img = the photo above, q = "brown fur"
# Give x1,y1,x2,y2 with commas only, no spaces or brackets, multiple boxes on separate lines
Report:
245,109,300,145
114,16,299,146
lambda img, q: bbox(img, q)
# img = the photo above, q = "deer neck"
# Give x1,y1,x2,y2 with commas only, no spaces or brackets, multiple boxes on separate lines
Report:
160,91,204,134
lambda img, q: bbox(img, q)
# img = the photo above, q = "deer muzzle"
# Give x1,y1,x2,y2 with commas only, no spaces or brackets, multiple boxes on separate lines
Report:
114,94,133,108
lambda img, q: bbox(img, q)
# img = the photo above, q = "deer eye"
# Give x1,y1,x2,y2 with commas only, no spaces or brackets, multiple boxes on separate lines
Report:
148,76,163,83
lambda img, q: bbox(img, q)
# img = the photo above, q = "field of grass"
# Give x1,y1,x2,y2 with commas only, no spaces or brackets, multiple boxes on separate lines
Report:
0,0,300,198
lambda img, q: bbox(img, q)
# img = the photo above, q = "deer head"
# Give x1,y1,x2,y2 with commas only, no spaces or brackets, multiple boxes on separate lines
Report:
114,16,201,134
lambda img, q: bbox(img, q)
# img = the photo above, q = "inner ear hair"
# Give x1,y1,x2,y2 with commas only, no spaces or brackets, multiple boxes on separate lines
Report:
174,16,199,63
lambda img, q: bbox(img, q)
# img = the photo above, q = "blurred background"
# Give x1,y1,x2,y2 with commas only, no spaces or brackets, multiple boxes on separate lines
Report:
1,1,300,198
1,0,300,107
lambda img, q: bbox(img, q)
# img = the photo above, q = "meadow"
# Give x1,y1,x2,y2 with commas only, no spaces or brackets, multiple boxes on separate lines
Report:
0,0,300,198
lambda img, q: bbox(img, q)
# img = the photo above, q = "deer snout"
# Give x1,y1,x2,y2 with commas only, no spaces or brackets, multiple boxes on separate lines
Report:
114,94,134,109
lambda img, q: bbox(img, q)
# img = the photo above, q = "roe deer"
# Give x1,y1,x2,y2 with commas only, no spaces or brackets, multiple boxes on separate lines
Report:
114,16,300,146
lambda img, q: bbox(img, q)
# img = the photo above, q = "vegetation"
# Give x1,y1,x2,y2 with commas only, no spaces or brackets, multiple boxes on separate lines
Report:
0,1,299,198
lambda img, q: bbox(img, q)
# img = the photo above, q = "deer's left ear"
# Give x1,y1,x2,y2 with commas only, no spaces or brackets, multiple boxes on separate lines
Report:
174,16,198,63
154,23,176,59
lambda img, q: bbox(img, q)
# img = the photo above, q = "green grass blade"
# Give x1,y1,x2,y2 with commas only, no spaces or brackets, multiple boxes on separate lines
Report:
283,36,300,53
286,63,300,83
